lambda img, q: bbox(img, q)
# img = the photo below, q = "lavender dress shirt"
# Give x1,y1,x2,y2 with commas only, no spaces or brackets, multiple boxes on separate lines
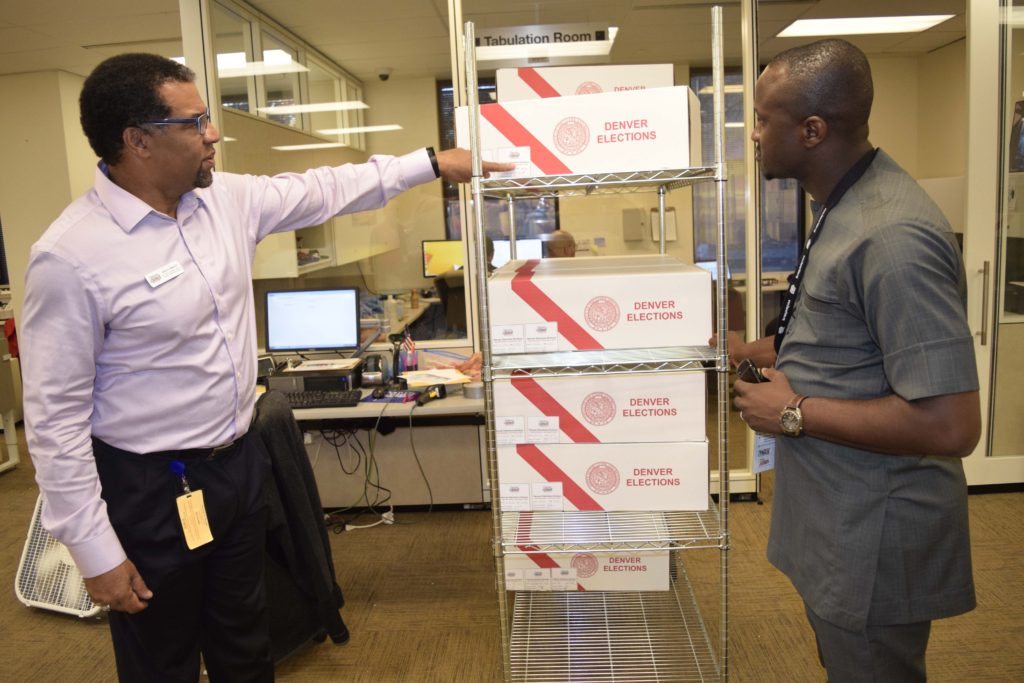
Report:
21,150,436,578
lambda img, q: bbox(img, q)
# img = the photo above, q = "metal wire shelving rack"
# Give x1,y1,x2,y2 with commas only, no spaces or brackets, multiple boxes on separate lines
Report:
463,6,730,681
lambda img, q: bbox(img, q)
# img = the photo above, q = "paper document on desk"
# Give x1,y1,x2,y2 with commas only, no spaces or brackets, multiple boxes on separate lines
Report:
286,358,361,372
400,368,472,388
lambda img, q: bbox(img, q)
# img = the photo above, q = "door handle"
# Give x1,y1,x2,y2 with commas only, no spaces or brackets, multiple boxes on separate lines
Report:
977,261,990,346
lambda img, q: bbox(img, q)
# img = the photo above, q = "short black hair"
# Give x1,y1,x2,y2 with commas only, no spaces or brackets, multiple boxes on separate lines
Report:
80,53,196,165
767,39,873,139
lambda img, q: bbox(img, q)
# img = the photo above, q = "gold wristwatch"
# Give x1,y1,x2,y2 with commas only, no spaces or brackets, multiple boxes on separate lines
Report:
780,394,808,437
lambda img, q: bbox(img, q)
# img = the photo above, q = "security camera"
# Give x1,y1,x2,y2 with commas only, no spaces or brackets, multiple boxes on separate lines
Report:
378,67,392,82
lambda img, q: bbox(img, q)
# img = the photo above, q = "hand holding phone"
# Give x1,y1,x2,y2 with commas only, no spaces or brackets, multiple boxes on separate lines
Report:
736,358,766,383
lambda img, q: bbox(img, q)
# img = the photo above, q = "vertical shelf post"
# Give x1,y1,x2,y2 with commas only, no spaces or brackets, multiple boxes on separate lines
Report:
711,5,731,680
462,20,512,682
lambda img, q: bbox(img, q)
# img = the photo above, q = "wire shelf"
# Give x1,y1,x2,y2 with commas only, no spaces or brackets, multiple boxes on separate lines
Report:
480,167,719,199
491,346,720,379
502,503,722,554
508,567,720,682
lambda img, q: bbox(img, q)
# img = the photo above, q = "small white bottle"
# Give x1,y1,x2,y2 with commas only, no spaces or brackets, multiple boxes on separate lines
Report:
384,295,402,330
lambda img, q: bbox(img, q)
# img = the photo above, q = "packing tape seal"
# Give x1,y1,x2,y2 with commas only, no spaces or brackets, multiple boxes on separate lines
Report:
464,382,484,399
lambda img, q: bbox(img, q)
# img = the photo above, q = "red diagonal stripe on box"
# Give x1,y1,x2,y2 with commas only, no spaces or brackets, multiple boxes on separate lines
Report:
480,104,572,176
511,374,599,443
515,513,586,591
511,260,603,350
517,68,560,98
517,443,603,511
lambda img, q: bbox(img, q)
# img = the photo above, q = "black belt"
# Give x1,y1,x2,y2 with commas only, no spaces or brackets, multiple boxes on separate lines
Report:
155,434,247,461
94,432,248,462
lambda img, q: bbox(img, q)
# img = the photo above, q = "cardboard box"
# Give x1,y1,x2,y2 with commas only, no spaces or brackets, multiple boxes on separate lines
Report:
493,371,705,444
498,441,709,512
455,86,701,178
497,64,674,101
488,254,712,353
504,550,670,591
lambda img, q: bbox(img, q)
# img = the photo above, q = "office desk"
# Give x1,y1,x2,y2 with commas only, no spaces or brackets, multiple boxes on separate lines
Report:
0,353,20,473
290,391,486,508
292,392,482,424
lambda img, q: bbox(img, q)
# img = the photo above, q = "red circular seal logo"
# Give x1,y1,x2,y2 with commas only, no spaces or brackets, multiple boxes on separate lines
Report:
585,462,620,495
575,81,603,95
584,296,620,331
553,116,590,156
581,392,616,426
571,553,598,578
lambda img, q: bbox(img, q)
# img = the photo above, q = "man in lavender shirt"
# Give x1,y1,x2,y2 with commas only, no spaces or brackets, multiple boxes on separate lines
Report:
19,53,508,682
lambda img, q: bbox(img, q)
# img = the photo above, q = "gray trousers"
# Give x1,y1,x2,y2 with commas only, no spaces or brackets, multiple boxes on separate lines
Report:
804,603,931,683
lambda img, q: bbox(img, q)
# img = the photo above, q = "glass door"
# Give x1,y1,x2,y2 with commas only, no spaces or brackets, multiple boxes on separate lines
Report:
963,0,1024,484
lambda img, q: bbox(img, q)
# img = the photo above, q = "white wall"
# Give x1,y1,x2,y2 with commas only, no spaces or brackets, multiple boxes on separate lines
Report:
0,71,93,318
918,40,968,179
868,55,921,177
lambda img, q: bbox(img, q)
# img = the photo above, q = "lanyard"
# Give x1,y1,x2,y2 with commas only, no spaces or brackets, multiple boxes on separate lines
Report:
773,148,879,354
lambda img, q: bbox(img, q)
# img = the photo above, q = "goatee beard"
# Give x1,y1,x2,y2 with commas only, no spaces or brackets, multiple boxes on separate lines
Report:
195,168,214,188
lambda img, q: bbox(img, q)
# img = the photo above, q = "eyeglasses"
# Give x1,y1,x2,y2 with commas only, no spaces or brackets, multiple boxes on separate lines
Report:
140,110,211,135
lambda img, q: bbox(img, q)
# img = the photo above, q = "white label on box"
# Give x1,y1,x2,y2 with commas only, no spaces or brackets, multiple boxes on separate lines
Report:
485,146,531,179
500,483,532,511
505,568,525,591
527,416,560,443
491,325,525,354
551,567,577,591
531,481,564,510
524,322,559,352
495,416,526,445
525,568,551,591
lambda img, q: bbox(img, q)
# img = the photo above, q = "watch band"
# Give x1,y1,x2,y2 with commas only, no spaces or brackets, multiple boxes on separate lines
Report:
786,394,807,410
426,146,441,178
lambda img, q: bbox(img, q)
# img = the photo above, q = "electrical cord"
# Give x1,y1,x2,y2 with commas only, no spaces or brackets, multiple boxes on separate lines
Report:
329,400,397,532
356,260,382,296
319,426,393,532
407,404,435,513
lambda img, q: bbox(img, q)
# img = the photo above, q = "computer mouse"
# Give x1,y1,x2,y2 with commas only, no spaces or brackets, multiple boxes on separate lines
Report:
372,386,388,399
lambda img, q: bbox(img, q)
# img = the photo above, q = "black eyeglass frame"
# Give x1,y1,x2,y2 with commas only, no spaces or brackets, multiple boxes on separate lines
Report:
139,110,211,135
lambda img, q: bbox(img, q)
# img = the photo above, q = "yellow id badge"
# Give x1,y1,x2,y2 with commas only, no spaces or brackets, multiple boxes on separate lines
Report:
176,489,214,550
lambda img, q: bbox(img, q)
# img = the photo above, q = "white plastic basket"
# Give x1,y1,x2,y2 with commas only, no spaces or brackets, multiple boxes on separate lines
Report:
15,495,102,618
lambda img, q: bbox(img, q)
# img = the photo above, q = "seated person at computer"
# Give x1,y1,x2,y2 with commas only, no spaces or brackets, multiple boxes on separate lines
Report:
544,229,576,258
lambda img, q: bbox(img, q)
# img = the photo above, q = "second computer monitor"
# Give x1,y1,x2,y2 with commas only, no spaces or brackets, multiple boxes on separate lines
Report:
491,238,543,268
422,240,464,278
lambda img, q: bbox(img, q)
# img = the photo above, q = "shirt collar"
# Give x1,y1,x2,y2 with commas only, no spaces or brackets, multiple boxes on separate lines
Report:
93,162,205,231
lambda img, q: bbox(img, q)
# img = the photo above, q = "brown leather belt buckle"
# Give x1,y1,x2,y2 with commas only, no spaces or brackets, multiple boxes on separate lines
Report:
208,439,237,460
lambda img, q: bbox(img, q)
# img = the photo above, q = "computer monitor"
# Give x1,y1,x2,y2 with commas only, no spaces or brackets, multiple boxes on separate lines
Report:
265,287,360,353
694,260,728,281
422,239,465,277
491,238,543,268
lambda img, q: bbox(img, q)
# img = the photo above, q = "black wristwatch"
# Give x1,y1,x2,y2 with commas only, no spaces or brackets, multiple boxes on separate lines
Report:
426,146,441,178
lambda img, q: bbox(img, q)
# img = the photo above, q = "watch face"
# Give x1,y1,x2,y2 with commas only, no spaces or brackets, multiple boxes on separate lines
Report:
781,408,802,435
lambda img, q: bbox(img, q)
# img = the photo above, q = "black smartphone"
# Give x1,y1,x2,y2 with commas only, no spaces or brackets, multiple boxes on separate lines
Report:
736,358,765,383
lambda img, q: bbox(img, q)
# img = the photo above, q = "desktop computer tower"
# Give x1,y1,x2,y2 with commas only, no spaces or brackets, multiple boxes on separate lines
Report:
268,366,363,393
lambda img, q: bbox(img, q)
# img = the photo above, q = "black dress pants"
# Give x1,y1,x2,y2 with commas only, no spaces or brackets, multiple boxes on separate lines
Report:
93,434,274,683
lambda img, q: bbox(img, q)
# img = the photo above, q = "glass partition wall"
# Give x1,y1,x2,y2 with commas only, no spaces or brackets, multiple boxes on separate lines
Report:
990,1,1024,462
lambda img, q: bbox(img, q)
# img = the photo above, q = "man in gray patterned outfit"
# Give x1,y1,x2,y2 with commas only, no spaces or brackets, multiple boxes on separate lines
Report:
726,39,980,682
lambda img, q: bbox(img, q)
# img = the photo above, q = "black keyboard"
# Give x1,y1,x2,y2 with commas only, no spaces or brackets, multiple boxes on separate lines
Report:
285,389,362,409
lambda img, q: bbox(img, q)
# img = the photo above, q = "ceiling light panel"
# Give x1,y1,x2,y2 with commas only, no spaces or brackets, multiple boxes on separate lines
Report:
778,15,954,38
